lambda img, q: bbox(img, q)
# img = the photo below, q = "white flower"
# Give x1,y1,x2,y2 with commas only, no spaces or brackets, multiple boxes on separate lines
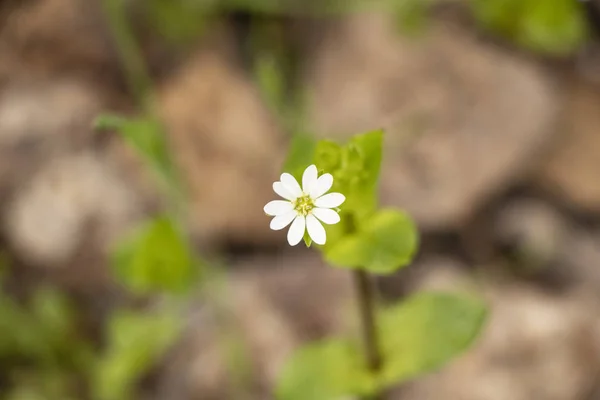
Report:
264,164,345,246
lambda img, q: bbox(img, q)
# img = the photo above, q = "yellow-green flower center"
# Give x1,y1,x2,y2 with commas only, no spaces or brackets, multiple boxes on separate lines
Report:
293,195,314,216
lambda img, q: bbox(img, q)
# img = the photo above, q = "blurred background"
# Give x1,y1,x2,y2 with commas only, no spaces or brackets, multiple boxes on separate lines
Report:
2,0,600,399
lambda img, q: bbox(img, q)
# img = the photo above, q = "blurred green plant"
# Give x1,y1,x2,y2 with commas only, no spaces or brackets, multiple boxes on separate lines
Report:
0,284,94,400
0,270,186,400
0,1,229,399
111,215,198,296
96,1,250,400
277,292,487,400
470,0,590,56
392,0,435,36
92,310,182,400
276,130,488,399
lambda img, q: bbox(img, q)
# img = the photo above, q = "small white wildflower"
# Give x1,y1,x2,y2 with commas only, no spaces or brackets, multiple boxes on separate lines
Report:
264,164,345,246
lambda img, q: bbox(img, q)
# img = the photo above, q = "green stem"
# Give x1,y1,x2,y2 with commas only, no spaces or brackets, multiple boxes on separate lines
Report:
352,269,384,400
101,0,155,113
101,0,184,219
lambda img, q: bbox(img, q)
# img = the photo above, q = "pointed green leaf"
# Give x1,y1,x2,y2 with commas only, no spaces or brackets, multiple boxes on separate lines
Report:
303,233,312,248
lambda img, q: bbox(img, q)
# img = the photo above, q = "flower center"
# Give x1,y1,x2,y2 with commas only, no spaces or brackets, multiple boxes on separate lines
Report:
293,195,314,216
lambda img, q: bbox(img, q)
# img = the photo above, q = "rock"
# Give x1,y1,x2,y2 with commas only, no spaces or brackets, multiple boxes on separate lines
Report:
494,198,569,273
537,77,600,213
492,198,600,295
404,256,477,294
155,253,354,400
0,0,116,81
3,151,143,270
0,76,153,292
557,227,600,297
306,13,558,230
158,49,286,247
0,79,101,147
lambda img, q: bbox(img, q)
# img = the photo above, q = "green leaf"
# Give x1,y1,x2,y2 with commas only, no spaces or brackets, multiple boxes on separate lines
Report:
378,292,487,388
276,338,375,400
325,209,418,275
93,310,181,400
0,293,56,363
519,0,588,56
30,289,73,341
283,132,317,182
470,0,589,56
346,129,383,191
314,140,343,175
111,215,198,295
321,130,383,223
94,114,175,184
310,129,384,249
277,292,486,398
323,234,368,270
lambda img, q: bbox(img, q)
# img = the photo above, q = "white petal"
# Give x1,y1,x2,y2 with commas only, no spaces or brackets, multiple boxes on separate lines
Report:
315,193,345,208
287,216,306,246
302,165,318,194
280,173,303,197
306,215,326,245
270,211,297,230
273,182,295,201
312,208,340,225
310,173,333,198
264,200,294,216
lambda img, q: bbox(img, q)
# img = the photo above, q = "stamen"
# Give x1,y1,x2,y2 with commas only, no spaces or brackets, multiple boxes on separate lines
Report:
293,195,314,216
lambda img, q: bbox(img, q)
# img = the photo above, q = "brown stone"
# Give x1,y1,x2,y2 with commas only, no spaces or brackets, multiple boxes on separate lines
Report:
306,13,558,230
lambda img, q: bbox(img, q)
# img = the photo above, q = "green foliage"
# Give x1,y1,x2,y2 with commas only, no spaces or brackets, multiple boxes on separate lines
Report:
376,291,487,389
313,131,383,221
325,209,418,274
276,292,487,399
275,338,373,400
0,282,93,400
471,0,589,56
93,310,182,400
285,129,419,274
0,271,183,400
111,215,199,296
0,288,91,369
94,114,175,185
